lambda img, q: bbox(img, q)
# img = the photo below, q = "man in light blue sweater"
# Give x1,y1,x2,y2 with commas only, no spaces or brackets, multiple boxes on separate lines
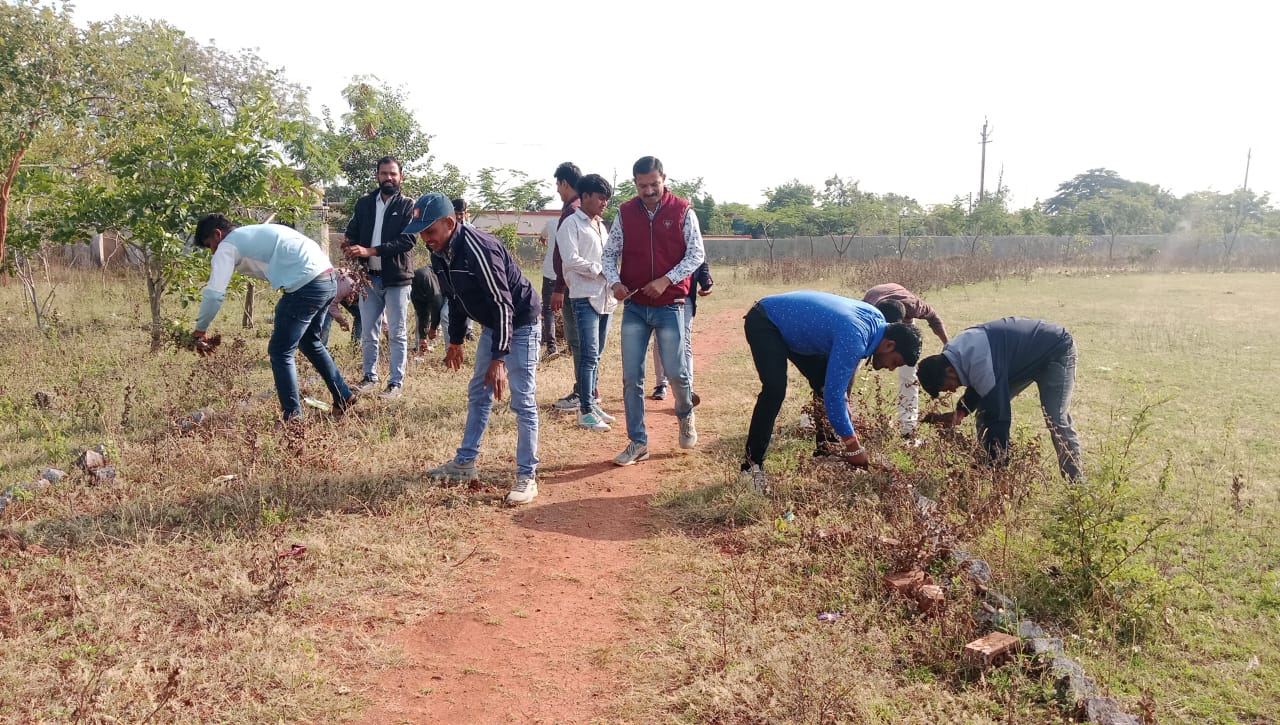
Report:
193,214,355,421
916,317,1081,480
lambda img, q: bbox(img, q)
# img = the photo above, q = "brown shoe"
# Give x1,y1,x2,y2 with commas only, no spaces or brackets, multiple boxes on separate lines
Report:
691,391,701,407
334,395,358,418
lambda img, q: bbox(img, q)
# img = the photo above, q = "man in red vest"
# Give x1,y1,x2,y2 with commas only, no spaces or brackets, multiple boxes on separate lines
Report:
602,156,706,466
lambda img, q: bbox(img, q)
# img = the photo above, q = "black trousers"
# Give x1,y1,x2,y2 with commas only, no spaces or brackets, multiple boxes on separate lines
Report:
743,304,840,468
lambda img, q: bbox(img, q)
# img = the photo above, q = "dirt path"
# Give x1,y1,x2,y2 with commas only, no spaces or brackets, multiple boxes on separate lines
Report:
356,306,744,725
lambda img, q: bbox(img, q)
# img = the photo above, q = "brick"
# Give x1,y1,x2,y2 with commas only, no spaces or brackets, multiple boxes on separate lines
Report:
882,569,931,596
915,584,945,615
963,632,1020,668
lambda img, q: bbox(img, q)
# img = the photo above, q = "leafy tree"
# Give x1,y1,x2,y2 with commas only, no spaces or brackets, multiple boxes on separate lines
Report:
326,77,432,202
821,175,862,208
763,179,817,211
1043,168,1130,215
1077,191,1155,262
0,0,89,268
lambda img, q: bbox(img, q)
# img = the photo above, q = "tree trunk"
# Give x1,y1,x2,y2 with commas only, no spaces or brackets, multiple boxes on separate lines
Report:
146,256,165,352
0,143,28,271
243,281,256,328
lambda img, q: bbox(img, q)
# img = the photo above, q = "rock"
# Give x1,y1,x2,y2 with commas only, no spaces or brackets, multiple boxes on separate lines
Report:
1085,696,1140,724
1050,656,1097,708
91,466,117,483
1026,637,1064,659
963,632,1020,668
178,407,215,431
40,468,66,483
28,479,51,491
76,450,106,473
1017,620,1047,639
958,557,992,584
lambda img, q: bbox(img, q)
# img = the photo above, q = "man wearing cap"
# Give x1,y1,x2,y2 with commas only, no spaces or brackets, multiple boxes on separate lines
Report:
192,214,355,421
342,155,415,399
739,291,923,492
602,156,705,466
862,283,950,437
916,317,1082,481
406,193,543,505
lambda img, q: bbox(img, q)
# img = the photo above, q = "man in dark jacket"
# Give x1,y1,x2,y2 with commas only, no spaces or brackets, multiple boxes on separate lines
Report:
405,193,543,506
342,155,416,399
917,317,1082,480
410,265,443,353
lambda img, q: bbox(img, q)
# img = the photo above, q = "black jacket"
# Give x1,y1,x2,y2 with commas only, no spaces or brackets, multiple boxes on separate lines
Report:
344,189,416,287
432,223,540,359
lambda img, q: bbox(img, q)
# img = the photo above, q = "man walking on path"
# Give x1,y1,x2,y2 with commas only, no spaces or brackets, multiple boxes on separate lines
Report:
192,215,355,421
342,155,415,399
916,317,1083,481
602,156,706,466
861,283,950,437
407,193,543,505
741,291,922,492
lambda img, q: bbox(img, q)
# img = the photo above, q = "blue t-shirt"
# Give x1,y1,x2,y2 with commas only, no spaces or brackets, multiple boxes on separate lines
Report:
757,291,886,437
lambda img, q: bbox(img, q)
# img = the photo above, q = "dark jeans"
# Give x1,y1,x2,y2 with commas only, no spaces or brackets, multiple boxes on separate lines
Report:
540,277,559,352
743,304,839,467
269,272,353,420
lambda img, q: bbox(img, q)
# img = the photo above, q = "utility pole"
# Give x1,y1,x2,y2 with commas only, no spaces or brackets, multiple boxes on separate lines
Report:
978,117,993,202
1243,147,1252,191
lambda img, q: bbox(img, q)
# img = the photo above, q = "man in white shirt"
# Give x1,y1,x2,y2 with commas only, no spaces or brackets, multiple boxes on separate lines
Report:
556,174,618,431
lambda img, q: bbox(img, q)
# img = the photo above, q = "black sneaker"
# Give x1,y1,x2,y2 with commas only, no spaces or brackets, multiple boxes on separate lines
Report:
378,383,403,400
650,384,667,400
354,375,378,393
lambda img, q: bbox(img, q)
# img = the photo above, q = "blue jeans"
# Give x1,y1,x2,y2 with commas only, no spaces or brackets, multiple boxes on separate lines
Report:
455,323,541,476
268,272,353,420
570,298,612,414
652,296,694,386
620,300,692,445
359,277,410,386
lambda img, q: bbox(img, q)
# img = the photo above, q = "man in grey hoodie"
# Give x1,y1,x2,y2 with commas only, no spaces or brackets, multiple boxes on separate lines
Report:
916,317,1082,480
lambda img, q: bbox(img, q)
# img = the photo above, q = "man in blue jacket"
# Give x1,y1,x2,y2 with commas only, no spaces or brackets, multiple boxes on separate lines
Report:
192,215,354,422
404,193,543,505
741,291,922,492
916,317,1082,480
342,155,416,399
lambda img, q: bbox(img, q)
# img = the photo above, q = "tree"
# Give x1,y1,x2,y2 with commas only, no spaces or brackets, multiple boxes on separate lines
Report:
1077,191,1155,262
1043,168,1130,215
763,179,817,211
327,77,433,202
0,0,89,269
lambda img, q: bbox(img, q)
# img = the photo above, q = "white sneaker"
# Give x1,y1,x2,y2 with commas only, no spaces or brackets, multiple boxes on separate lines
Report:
578,411,611,431
613,442,650,466
506,477,538,505
427,459,478,483
592,404,616,424
678,412,698,449
552,391,580,411
738,464,768,494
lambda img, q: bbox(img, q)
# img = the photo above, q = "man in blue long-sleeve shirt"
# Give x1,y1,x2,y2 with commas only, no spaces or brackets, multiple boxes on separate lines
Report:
741,291,923,492
916,317,1082,480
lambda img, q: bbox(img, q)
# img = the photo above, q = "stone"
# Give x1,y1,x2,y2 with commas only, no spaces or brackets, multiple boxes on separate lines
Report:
958,557,992,584
40,468,66,483
91,466,117,483
1026,637,1064,659
77,449,107,473
1049,656,1097,707
1084,696,1140,724
915,584,945,614
1016,620,1047,639
963,632,1020,668
883,569,931,597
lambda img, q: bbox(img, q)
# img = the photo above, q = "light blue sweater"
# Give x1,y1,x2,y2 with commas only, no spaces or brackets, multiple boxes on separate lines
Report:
195,225,332,331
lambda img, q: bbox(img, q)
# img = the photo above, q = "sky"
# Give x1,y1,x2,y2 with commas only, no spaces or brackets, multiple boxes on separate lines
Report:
69,0,1279,209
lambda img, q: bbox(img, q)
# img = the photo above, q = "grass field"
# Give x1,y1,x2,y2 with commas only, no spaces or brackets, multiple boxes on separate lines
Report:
1,261,1277,723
